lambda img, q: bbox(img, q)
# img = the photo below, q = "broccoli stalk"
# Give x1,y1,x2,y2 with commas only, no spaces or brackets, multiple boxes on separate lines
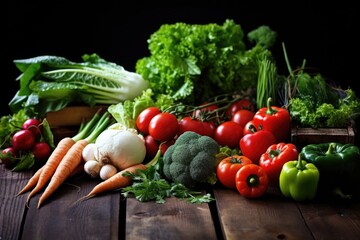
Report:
162,131,220,189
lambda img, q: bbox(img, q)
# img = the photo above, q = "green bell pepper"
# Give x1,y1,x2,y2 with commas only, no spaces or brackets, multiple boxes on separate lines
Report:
300,142,360,199
279,155,319,201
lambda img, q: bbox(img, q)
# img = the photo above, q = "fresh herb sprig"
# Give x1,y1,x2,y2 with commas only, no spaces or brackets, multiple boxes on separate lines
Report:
122,165,215,204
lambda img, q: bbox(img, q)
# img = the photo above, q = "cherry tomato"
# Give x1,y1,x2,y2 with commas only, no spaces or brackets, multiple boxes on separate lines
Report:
160,139,175,155
149,112,179,142
12,129,36,151
178,117,204,136
226,98,255,118
202,121,216,138
144,135,160,161
178,117,215,138
214,121,243,149
32,142,52,164
22,118,42,139
231,109,255,128
217,155,252,189
136,107,161,135
243,120,255,136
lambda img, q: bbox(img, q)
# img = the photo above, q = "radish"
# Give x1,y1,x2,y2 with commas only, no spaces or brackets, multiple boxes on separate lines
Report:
22,118,42,139
12,129,36,151
32,142,51,164
1,147,17,168
95,128,146,171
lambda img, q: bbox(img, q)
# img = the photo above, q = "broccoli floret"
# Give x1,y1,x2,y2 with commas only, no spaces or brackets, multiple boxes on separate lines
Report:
162,131,220,189
247,25,277,49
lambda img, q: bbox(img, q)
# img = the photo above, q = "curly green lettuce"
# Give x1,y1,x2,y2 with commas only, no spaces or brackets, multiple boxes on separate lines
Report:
289,89,360,128
136,20,275,105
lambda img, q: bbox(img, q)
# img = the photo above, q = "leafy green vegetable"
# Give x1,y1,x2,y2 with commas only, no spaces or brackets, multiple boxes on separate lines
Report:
289,89,360,128
136,20,276,105
122,165,214,204
9,54,149,117
107,89,174,129
247,25,277,49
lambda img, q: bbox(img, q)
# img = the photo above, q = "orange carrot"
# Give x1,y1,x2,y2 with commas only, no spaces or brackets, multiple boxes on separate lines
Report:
37,139,89,208
16,166,44,196
25,137,75,204
77,163,147,202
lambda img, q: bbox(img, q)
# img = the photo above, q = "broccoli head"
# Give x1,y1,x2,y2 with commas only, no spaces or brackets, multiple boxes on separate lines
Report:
162,131,220,189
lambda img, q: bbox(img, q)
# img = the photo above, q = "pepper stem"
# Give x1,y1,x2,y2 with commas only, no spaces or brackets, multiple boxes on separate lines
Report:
265,97,278,115
296,154,304,170
325,143,336,155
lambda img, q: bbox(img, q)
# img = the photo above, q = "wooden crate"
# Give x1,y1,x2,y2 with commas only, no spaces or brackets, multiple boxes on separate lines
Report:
46,106,107,127
46,106,108,144
291,126,355,150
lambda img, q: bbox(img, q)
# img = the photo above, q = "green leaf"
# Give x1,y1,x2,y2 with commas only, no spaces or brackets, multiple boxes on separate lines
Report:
12,153,35,171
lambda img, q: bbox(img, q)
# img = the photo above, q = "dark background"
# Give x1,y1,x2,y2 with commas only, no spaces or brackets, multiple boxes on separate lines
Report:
3,2,359,117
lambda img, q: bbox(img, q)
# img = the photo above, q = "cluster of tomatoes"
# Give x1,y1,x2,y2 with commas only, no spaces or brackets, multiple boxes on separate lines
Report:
1,119,52,170
136,98,257,161
136,96,294,198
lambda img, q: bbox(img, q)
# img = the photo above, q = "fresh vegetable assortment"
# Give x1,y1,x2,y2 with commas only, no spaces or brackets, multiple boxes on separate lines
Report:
2,19,360,208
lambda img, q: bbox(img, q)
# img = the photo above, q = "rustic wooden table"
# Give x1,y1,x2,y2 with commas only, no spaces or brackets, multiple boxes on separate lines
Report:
1,164,360,240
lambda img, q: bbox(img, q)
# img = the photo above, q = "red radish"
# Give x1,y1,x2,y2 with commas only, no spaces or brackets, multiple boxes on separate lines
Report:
12,129,36,151
1,147,17,168
32,142,52,164
22,118,42,139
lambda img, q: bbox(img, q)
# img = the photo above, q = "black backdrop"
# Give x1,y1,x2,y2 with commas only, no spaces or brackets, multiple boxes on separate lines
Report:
3,2,359,116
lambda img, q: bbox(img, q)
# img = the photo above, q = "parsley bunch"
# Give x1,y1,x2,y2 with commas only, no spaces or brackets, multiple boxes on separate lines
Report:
122,165,214,204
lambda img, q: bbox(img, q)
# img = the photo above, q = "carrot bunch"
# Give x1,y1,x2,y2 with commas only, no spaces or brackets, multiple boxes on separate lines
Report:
17,109,113,208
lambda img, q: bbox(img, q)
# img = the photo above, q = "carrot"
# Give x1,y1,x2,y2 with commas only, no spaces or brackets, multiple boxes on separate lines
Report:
37,139,88,208
16,166,44,196
25,137,75,204
37,112,113,208
77,163,147,202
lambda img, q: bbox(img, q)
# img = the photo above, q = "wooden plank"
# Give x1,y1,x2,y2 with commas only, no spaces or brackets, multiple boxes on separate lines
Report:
125,196,218,240
213,187,314,240
0,166,32,240
21,175,121,240
298,199,360,240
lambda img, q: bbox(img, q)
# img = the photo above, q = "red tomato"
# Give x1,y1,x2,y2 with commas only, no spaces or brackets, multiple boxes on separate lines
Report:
231,109,255,128
136,107,161,135
214,121,243,149
226,98,255,118
217,155,252,189
144,135,160,161
243,120,255,136
235,163,269,198
160,139,175,155
149,112,179,142
202,121,216,138
178,117,205,136
239,130,276,164
178,117,215,138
